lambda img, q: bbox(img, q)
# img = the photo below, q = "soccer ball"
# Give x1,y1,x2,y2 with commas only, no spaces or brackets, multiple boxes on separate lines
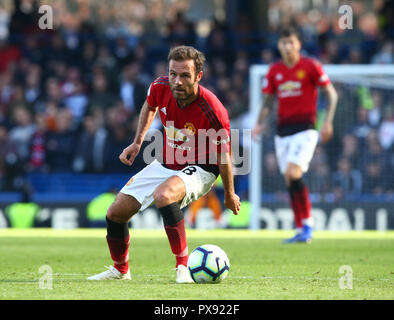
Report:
187,244,230,283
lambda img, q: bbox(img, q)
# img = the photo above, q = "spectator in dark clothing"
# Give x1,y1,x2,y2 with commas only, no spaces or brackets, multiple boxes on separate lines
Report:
79,40,98,80
359,129,388,171
332,157,362,199
44,32,70,66
351,106,374,143
119,62,147,116
94,45,120,92
89,72,118,111
23,63,42,107
34,77,64,114
205,22,235,68
363,161,386,195
338,133,361,169
21,34,45,64
104,123,132,173
111,36,134,68
9,0,39,43
0,123,23,191
166,12,196,47
73,111,108,173
45,109,76,172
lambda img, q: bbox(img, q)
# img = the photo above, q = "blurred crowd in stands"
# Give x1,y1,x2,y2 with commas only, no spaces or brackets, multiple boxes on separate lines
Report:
0,0,393,199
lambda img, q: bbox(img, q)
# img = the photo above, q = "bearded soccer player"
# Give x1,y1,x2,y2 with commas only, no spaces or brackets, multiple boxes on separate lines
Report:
252,27,338,243
88,46,240,282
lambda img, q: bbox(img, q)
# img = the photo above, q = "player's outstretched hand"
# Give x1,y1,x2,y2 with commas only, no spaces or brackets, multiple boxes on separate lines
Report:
119,143,141,166
224,192,241,215
320,121,333,144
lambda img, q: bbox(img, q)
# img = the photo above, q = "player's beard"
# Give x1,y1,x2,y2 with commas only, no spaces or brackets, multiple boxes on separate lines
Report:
170,81,198,108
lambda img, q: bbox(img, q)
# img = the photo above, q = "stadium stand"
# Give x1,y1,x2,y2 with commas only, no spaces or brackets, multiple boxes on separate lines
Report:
0,0,393,207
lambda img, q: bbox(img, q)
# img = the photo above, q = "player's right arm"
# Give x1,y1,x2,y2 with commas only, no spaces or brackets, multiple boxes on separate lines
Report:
252,65,276,140
251,93,275,140
119,100,158,166
319,82,338,144
217,151,240,216
310,59,338,144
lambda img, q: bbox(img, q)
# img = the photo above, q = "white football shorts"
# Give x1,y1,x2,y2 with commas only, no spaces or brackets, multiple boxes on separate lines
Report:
274,129,319,174
120,159,217,211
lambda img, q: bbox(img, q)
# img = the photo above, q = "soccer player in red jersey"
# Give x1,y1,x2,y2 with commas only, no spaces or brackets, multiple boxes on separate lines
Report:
88,46,240,282
252,27,338,243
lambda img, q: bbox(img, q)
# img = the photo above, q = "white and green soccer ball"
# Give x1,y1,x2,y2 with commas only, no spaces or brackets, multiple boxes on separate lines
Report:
187,244,230,283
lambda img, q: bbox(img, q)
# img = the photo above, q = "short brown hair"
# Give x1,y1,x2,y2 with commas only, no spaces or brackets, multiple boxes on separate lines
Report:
168,45,206,74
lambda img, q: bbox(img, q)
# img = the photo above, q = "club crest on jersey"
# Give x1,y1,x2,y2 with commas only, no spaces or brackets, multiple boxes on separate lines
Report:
184,122,196,135
296,69,305,79
125,177,134,186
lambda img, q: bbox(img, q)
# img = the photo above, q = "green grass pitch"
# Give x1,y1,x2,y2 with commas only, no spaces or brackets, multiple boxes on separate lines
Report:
0,229,393,300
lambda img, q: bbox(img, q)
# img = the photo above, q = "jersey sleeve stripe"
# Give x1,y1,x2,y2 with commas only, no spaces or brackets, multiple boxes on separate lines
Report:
155,76,169,82
198,102,220,130
152,77,169,85
199,98,222,129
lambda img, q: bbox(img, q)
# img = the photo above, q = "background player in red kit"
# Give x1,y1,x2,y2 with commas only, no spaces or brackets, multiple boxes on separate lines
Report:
252,27,338,243
88,46,240,282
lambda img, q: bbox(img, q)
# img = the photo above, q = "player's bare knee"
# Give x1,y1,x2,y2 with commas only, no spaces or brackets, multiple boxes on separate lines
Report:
107,193,141,222
153,188,173,208
106,201,133,223
106,204,123,223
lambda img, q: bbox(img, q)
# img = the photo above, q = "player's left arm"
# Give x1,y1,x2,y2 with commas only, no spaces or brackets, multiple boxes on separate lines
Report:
217,152,240,216
320,83,338,143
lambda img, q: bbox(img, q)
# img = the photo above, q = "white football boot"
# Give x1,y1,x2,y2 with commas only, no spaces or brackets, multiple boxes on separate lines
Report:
87,266,131,280
176,265,194,284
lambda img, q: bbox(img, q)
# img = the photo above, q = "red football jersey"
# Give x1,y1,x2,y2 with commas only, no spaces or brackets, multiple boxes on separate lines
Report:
146,76,231,172
262,56,331,127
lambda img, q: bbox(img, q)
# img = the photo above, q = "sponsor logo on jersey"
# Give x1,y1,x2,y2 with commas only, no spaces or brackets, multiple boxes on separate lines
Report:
164,125,190,142
278,80,301,91
278,81,302,98
212,136,230,145
167,141,192,151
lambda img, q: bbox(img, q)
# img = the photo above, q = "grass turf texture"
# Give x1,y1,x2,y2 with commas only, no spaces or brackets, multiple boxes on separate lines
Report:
0,229,393,300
